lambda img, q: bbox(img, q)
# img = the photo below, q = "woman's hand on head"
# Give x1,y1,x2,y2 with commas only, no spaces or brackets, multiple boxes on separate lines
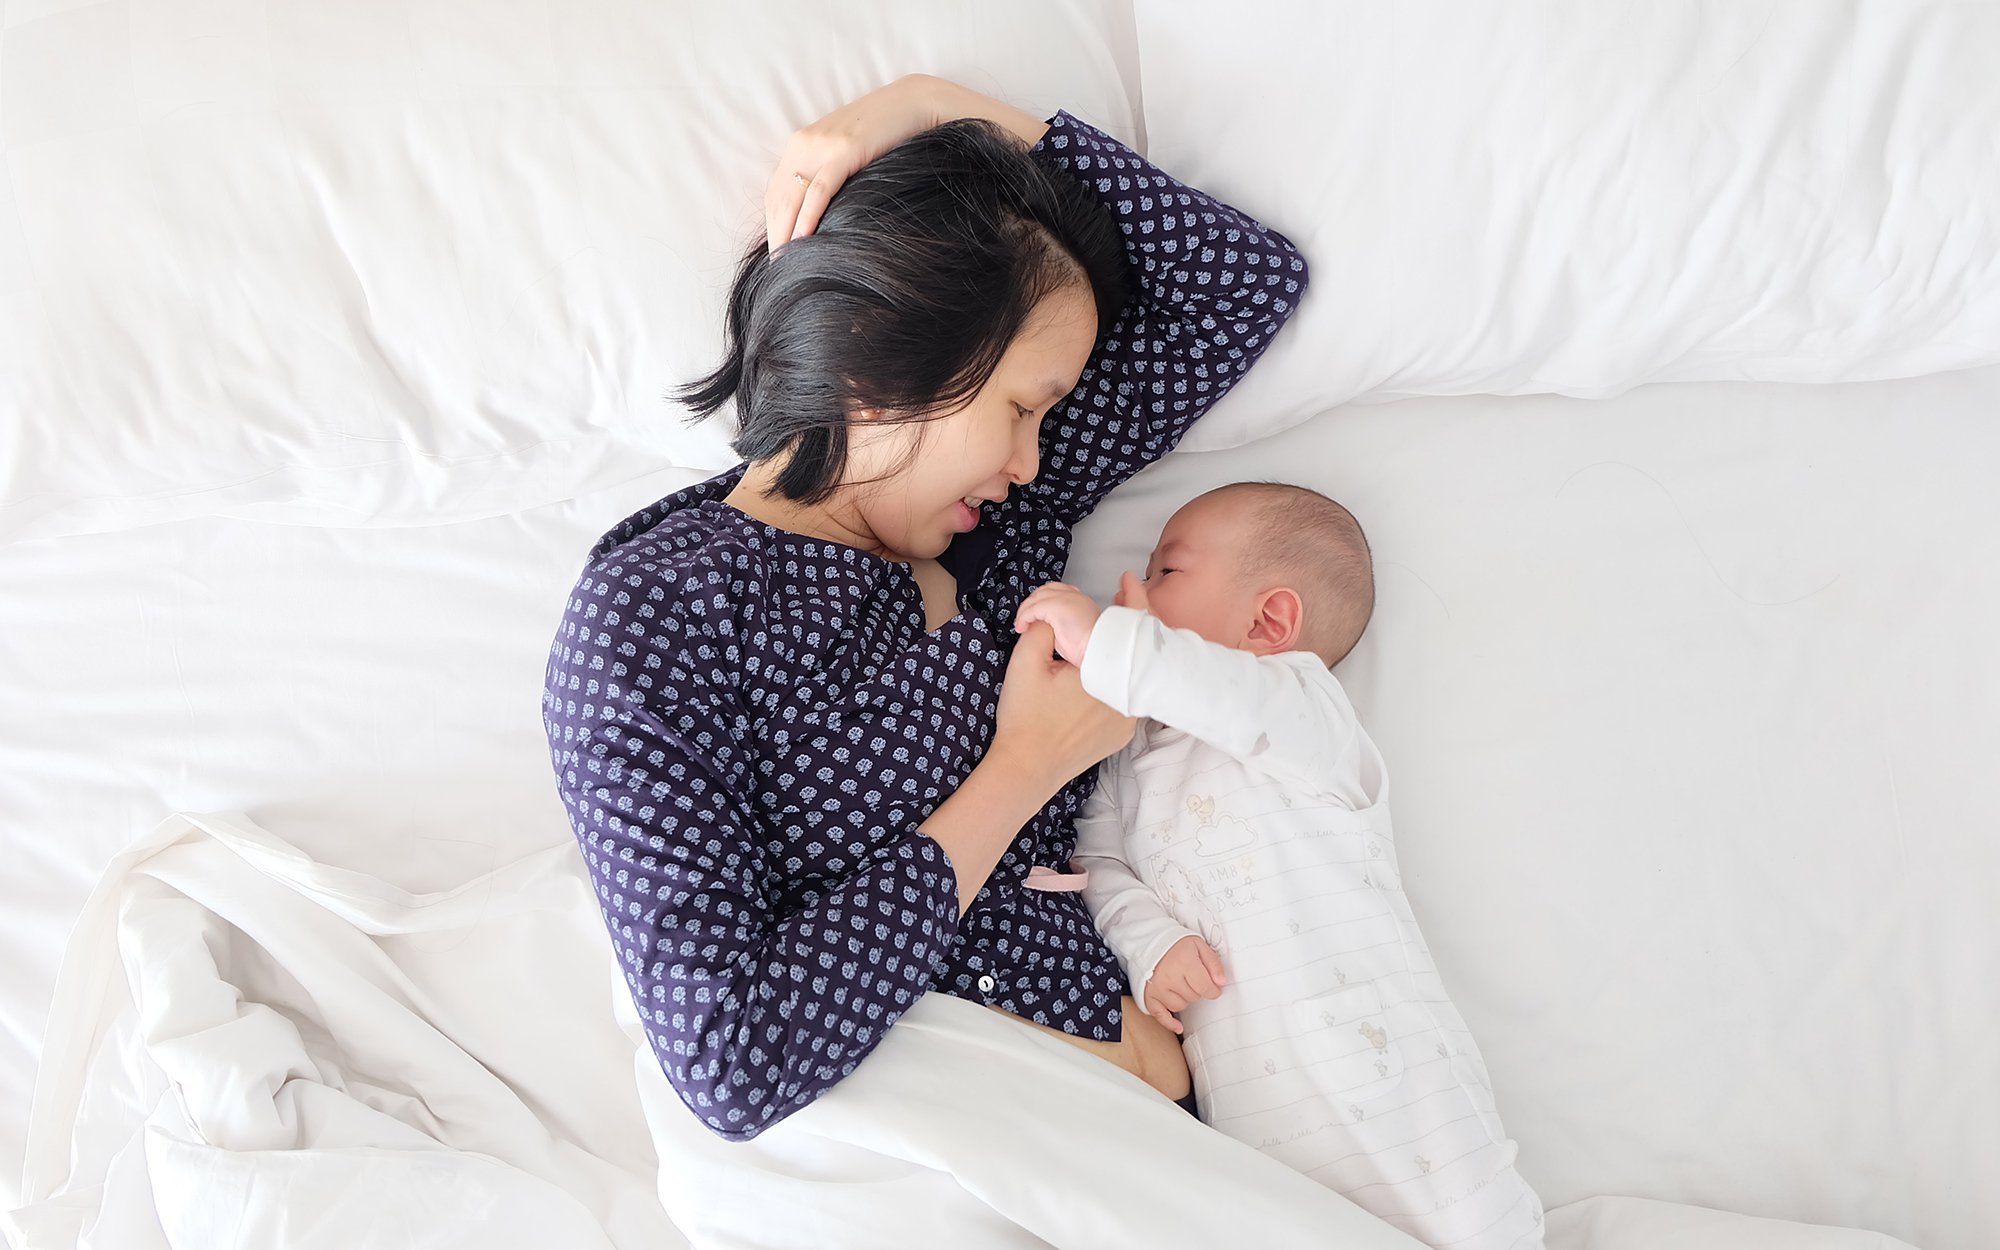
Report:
764,73,942,254
993,622,1136,789
763,75,1051,254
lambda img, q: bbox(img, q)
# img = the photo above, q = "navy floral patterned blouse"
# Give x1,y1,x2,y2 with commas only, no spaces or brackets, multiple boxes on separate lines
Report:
543,108,1307,1141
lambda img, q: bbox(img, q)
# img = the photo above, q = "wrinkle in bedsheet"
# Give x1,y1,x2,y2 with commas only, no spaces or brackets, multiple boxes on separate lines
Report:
7,813,680,1250
5,812,1433,1250
0,808,1940,1250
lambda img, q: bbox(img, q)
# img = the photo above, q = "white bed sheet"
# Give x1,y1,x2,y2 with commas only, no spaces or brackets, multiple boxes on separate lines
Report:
6,368,1994,1248
0,463,712,1214
1068,368,2000,1250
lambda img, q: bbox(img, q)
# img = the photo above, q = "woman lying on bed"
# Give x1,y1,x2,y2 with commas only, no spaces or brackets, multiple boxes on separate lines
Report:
541,74,1413,1245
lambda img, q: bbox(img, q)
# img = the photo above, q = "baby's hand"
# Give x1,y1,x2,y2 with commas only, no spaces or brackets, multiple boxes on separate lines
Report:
1013,582,1101,665
1141,935,1227,1036
1112,570,1151,614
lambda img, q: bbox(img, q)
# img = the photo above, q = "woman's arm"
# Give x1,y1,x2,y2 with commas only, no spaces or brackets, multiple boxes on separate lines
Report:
923,622,1135,909
542,540,977,1143
918,72,1050,147
548,702,953,1142
1010,109,1311,526
544,556,1128,1140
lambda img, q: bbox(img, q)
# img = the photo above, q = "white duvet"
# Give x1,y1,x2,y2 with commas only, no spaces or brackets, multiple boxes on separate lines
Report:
8,813,678,1250
4,812,1924,1250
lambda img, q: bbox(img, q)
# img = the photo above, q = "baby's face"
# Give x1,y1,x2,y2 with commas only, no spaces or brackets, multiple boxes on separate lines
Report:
1131,494,1269,651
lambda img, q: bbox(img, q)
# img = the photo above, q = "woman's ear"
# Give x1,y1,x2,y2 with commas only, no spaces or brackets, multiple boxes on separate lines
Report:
1245,587,1304,655
841,383,885,422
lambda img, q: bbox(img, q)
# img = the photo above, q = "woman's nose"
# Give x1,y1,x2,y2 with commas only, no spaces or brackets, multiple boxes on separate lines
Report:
1007,422,1042,484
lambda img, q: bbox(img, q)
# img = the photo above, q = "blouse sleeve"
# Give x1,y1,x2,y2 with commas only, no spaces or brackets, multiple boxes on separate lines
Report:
1012,109,1310,527
542,554,962,1142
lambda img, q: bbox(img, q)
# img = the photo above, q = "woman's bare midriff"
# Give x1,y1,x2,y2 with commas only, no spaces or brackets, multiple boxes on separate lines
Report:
985,996,1191,1101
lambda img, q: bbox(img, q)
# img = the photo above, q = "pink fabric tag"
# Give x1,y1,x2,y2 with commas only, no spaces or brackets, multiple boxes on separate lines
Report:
1023,864,1089,892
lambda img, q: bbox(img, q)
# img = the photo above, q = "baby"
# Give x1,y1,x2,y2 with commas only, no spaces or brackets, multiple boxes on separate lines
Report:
1016,482,1546,1250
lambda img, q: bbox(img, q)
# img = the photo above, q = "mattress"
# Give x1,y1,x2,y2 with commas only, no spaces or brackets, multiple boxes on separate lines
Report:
6,366,1992,1248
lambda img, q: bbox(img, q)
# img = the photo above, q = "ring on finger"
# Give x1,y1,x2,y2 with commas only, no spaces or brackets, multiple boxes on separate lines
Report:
793,171,811,189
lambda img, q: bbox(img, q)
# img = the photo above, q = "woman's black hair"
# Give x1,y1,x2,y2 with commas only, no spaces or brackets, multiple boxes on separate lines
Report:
674,117,1133,504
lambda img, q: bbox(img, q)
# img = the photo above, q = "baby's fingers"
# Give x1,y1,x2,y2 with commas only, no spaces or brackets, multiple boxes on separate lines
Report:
1117,570,1150,613
1145,998,1184,1036
1195,941,1227,995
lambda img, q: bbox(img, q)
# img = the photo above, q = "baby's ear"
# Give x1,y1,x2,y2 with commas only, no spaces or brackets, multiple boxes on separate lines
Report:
1247,587,1305,654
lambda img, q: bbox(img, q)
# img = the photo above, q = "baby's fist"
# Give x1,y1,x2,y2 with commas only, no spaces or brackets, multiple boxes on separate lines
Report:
1141,934,1227,1036
1013,582,1101,665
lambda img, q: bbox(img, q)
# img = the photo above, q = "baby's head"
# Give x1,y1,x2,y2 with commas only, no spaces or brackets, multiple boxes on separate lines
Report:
1129,482,1374,668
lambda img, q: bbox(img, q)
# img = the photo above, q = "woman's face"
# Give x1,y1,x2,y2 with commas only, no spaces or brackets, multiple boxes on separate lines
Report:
843,282,1099,561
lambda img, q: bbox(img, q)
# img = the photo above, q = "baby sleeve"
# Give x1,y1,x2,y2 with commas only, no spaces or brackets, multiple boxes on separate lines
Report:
1072,752,1202,1011
1078,605,1367,802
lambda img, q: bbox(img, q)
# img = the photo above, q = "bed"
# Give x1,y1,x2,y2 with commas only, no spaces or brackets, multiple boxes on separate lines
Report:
2,3,1990,1248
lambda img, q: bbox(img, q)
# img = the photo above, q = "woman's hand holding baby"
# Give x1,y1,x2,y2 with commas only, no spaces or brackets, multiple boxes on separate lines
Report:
1143,934,1228,1036
991,622,1136,792
926,624,1133,913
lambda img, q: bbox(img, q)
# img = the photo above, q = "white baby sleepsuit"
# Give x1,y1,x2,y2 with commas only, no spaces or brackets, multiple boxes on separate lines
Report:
1074,606,1545,1250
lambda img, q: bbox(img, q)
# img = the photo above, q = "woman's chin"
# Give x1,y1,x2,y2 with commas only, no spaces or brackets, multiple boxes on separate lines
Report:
920,531,957,558
883,529,949,562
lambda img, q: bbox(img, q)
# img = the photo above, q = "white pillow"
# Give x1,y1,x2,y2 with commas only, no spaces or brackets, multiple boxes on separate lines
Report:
1132,0,2000,451
0,0,1141,540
